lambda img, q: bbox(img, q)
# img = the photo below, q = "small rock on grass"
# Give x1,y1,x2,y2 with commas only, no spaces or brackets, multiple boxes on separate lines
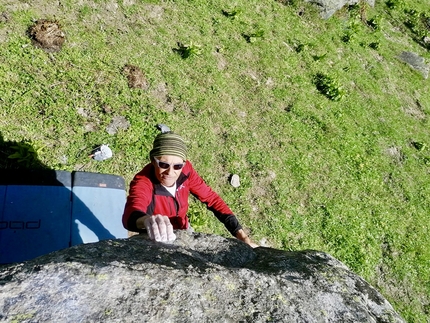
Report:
230,174,240,188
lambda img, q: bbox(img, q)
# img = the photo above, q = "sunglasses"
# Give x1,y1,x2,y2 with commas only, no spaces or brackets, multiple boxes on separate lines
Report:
154,157,186,170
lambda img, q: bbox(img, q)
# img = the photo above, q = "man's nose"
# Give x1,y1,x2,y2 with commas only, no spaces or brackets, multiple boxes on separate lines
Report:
165,166,175,174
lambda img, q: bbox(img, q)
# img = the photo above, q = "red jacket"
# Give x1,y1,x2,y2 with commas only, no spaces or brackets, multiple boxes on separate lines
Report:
122,161,241,235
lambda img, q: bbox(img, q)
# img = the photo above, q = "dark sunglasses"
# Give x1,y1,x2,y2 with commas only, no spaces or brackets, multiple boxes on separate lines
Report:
154,157,185,170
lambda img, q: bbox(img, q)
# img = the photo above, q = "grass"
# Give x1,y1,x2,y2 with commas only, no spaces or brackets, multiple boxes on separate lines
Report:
1,0,430,321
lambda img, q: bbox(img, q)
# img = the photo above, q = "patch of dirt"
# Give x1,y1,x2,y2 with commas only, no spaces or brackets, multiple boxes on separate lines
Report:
122,0,136,5
0,12,11,43
265,77,275,87
151,82,174,112
76,107,102,121
106,116,130,135
123,65,149,90
213,51,227,70
84,122,98,132
386,146,405,165
143,4,164,21
245,70,261,86
402,99,426,120
0,11,11,23
76,107,101,132
4,0,62,19
28,19,65,53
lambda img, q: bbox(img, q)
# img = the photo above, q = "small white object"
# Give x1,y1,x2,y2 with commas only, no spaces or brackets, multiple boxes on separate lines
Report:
230,174,240,188
92,144,113,161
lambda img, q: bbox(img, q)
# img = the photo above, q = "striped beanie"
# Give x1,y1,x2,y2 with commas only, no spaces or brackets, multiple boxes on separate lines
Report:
149,131,187,161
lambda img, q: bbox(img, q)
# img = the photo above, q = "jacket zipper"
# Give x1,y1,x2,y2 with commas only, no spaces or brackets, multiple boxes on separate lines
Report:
174,189,180,217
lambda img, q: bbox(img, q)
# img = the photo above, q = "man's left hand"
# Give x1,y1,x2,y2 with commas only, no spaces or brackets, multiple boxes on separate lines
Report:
235,229,259,248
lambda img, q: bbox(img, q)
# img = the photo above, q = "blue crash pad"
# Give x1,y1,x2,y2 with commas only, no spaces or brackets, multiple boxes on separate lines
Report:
0,170,72,264
0,170,127,264
71,171,128,245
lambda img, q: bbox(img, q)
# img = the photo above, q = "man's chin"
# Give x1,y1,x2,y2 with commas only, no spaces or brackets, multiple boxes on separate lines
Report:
161,179,175,187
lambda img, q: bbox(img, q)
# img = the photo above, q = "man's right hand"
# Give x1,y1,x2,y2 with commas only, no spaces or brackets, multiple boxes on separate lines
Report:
139,214,176,242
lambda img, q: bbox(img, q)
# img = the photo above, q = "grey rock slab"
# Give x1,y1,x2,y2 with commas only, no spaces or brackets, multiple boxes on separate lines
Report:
0,231,405,323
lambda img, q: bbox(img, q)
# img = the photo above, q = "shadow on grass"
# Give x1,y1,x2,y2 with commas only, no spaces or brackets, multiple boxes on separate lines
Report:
0,134,46,170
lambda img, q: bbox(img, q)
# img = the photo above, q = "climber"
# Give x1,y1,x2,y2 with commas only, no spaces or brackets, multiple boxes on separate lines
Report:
122,124,258,248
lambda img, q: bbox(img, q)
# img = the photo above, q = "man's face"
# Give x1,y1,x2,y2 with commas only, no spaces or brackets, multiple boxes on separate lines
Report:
152,155,185,187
